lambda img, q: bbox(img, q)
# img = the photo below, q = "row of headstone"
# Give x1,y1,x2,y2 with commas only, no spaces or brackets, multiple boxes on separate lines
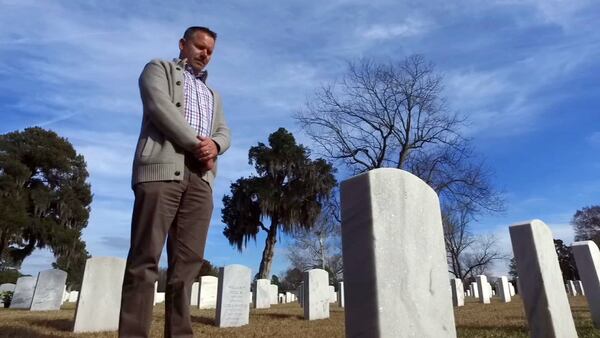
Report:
565,279,585,296
336,169,600,337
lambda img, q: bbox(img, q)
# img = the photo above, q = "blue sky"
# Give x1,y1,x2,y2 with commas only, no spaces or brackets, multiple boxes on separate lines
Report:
1,0,598,278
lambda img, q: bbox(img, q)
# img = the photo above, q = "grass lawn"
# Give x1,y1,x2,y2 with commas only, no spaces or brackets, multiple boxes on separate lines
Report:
0,296,598,337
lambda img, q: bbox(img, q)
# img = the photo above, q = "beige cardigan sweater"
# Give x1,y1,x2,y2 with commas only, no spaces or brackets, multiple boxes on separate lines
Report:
131,58,231,189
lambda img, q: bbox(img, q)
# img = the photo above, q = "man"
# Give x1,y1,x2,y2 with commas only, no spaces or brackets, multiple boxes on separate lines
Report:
119,26,230,338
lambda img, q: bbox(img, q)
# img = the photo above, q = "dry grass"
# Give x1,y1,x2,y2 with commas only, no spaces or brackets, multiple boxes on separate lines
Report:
0,296,598,337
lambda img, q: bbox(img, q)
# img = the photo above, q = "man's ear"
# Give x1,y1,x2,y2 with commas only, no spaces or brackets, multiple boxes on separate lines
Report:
179,38,185,51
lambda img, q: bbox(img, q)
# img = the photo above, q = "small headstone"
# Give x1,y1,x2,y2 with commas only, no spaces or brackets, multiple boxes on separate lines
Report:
249,291,253,304
73,257,126,333
567,280,578,296
285,291,293,303
0,283,16,293
341,169,457,337
62,285,68,304
337,282,345,308
154,292,165,304
215,264,251,328
574,280,585,296
450,279,464,307
278,293,285,304
328,285,335,303
497,276,511,303
10,277,36,309
298,284,304,307
191,282,199,306
303,269,329,320
199,276,218,309
476,275,491,304
508,283,515,297
470,282,479,298
253,279,270,309
466,289,471,297
68,291,79,303
572,240,600,328
509,219,577,338
30,269,67,311
153,281,159,305
269,284,278,305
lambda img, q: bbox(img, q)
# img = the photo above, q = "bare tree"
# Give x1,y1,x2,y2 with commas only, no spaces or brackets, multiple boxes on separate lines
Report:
296,55,503,215
287,196,343,284
571,205,600,248
444,209,507,280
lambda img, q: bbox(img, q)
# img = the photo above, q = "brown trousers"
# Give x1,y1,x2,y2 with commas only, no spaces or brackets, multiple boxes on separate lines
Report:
119,156,213,338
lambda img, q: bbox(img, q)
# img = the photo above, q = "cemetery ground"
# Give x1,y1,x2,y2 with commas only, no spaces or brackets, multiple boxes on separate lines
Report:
0,296,598,337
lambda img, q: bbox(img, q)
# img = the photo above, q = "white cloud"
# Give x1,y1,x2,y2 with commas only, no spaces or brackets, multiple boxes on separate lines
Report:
587,131,600,146
495,0,596,30
361,18,432,40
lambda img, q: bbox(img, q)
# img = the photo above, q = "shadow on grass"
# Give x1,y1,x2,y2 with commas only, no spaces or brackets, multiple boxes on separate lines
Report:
259,313,303,320
0,326,62,338
571,306,591,313
191,315,215,326
30,318,73,332
459,323,528,333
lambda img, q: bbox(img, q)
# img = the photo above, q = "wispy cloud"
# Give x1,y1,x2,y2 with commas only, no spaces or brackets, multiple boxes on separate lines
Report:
2,0,599,277
587,131,600,146
361,18,432,40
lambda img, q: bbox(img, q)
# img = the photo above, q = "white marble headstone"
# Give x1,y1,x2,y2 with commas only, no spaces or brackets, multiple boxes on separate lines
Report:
191,282,199,306
253,279,271,309
574,280,585,296
30,269,67,311
337,282,345,308
303,269,329,320
572,240,600,328
328,285,336,303
341,169,457,338
73,257,126,333
199,276,218,309
470,282,479,298
269,284,278,305
10,277,36,309
68,291,79,303
509,219,577,338
215,264,251,328
450,279,464,307
497,276,511,303
567,280,578,296
476,275,491,304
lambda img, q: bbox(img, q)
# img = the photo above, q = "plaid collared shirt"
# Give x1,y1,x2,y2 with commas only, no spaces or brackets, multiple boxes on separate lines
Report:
183,64,213,138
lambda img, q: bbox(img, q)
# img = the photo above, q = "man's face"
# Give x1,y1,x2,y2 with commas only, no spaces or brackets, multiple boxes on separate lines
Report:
179,31,215,71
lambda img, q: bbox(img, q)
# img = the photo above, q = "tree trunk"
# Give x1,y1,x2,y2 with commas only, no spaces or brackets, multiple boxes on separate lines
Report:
0,230,6,264
257,219,278,280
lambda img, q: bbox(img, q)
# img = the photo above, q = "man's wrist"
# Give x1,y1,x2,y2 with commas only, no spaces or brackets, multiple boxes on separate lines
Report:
212,139,221,153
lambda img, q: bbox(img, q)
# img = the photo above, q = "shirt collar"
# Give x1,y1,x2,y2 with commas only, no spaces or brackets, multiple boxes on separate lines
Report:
174,58,208,83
